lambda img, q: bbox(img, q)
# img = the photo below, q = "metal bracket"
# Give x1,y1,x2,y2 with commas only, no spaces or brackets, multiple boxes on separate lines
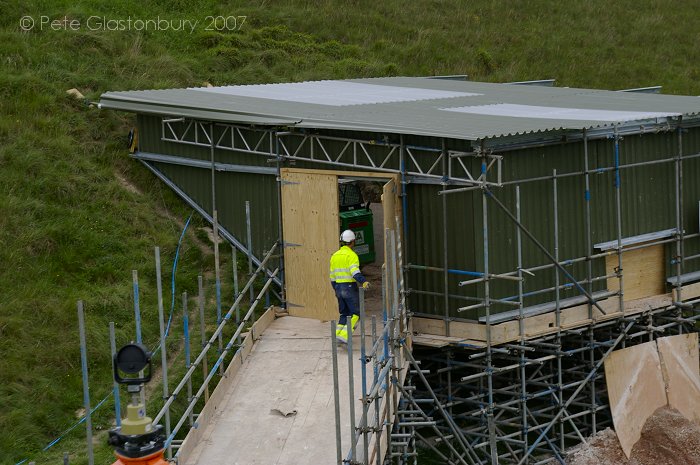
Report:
282,242,303,248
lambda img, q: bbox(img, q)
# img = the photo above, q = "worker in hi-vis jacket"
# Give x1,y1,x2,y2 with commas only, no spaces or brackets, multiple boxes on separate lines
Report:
329,229,370,343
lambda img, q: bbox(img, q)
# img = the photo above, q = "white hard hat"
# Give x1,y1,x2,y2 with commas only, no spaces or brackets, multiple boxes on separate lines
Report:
340,229,356,243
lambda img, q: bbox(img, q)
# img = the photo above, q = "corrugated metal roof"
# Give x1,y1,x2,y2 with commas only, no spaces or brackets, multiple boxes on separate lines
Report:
100,77,700,141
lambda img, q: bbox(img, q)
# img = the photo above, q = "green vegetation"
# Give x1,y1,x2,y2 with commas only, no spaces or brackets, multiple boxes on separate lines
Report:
1,0,699,463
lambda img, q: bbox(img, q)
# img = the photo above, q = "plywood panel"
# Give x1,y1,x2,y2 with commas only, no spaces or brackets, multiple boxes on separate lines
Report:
657,333,700,425
604,340,668,458
281,169,339,320
605,244,665,301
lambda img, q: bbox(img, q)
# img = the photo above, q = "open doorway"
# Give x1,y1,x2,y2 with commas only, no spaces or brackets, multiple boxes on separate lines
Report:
280,168,401,321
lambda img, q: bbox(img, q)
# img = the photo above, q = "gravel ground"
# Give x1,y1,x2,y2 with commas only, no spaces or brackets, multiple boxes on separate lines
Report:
561,407,700,465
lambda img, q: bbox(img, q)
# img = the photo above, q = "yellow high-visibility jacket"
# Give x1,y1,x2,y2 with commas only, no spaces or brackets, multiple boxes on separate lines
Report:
329,246,366,285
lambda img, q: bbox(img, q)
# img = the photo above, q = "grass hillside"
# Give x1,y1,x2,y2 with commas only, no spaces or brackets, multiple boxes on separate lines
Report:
1,0,699,463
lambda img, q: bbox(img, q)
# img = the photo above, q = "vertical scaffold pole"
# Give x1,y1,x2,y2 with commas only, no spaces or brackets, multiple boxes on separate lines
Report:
553,169,565,451
183,292,194,427
232,246,240,332
132,270,145,406
213,210,224,376
359,287,369,464
109,322,121,428
583,129,597,434
481,149,498,465
198,275,210,402
613,129,624,314
371,315,380,465
331,320,343,465
274,132,287,307
155,247,172,458
246,200,255,305
347,311,358,464
210,122,224,375
515,185,528,460
674,117,684,304
77,301,94,465
441,139,450,336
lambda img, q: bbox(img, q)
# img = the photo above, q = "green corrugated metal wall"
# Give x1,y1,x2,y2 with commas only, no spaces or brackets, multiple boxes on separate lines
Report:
137,114,700,320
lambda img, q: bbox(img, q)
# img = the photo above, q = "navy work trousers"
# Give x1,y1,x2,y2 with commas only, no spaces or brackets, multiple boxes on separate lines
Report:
334,282,359,325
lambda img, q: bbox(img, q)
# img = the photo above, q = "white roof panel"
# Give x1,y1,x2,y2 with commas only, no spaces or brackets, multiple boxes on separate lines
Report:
441,103,680,122
192,80,481,106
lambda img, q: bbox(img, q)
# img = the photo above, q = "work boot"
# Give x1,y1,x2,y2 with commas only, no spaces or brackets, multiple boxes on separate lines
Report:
336,324,348,344
350,314,360,331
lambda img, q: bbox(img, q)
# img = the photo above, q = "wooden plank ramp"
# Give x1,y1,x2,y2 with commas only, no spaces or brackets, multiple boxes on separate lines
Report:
177,314,375,465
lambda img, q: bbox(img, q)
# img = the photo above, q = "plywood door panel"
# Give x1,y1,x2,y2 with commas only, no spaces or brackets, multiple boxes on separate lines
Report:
605,244,665,301
604,340,668,458
657,333,700,425
281,170,339,320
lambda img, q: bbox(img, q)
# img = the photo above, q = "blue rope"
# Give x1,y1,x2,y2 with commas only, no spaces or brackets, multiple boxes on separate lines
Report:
152,211,194,355
166,211,194,339
14,395,110,465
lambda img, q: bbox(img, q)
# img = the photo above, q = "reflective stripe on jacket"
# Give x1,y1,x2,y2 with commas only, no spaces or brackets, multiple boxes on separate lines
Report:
329,245,366,284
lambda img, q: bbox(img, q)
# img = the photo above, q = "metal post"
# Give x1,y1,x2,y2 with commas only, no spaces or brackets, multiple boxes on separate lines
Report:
77,301,94,465
481,152,498,465
371,315,380,465
154,247,171,458
515,186,528,460
109,322,121,427
246,200,255,305
232,246,240,327
359,287,369,464
210,121,216,209
274,132,287,308
347,311,357,463
132,270,146,407
132,270,142,343
441,140,451,336
198,275,210,402
583,130,594,320
63,452,69,465
213,210,224,376
613,129,624,313
183,292,194,427
553,169,565,451
674,118,684,302
583,130,597,435
331,320,343,465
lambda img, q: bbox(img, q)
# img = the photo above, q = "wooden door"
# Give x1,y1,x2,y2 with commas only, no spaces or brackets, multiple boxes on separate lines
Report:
281,169,339,320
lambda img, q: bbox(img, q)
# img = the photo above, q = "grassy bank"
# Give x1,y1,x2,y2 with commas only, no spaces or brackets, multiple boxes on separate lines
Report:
1,0,699,463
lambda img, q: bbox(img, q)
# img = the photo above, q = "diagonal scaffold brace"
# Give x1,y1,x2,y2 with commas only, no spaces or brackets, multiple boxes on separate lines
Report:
484,187,608,316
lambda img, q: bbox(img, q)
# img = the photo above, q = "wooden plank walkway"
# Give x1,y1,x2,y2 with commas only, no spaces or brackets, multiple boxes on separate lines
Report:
180,315,368,465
